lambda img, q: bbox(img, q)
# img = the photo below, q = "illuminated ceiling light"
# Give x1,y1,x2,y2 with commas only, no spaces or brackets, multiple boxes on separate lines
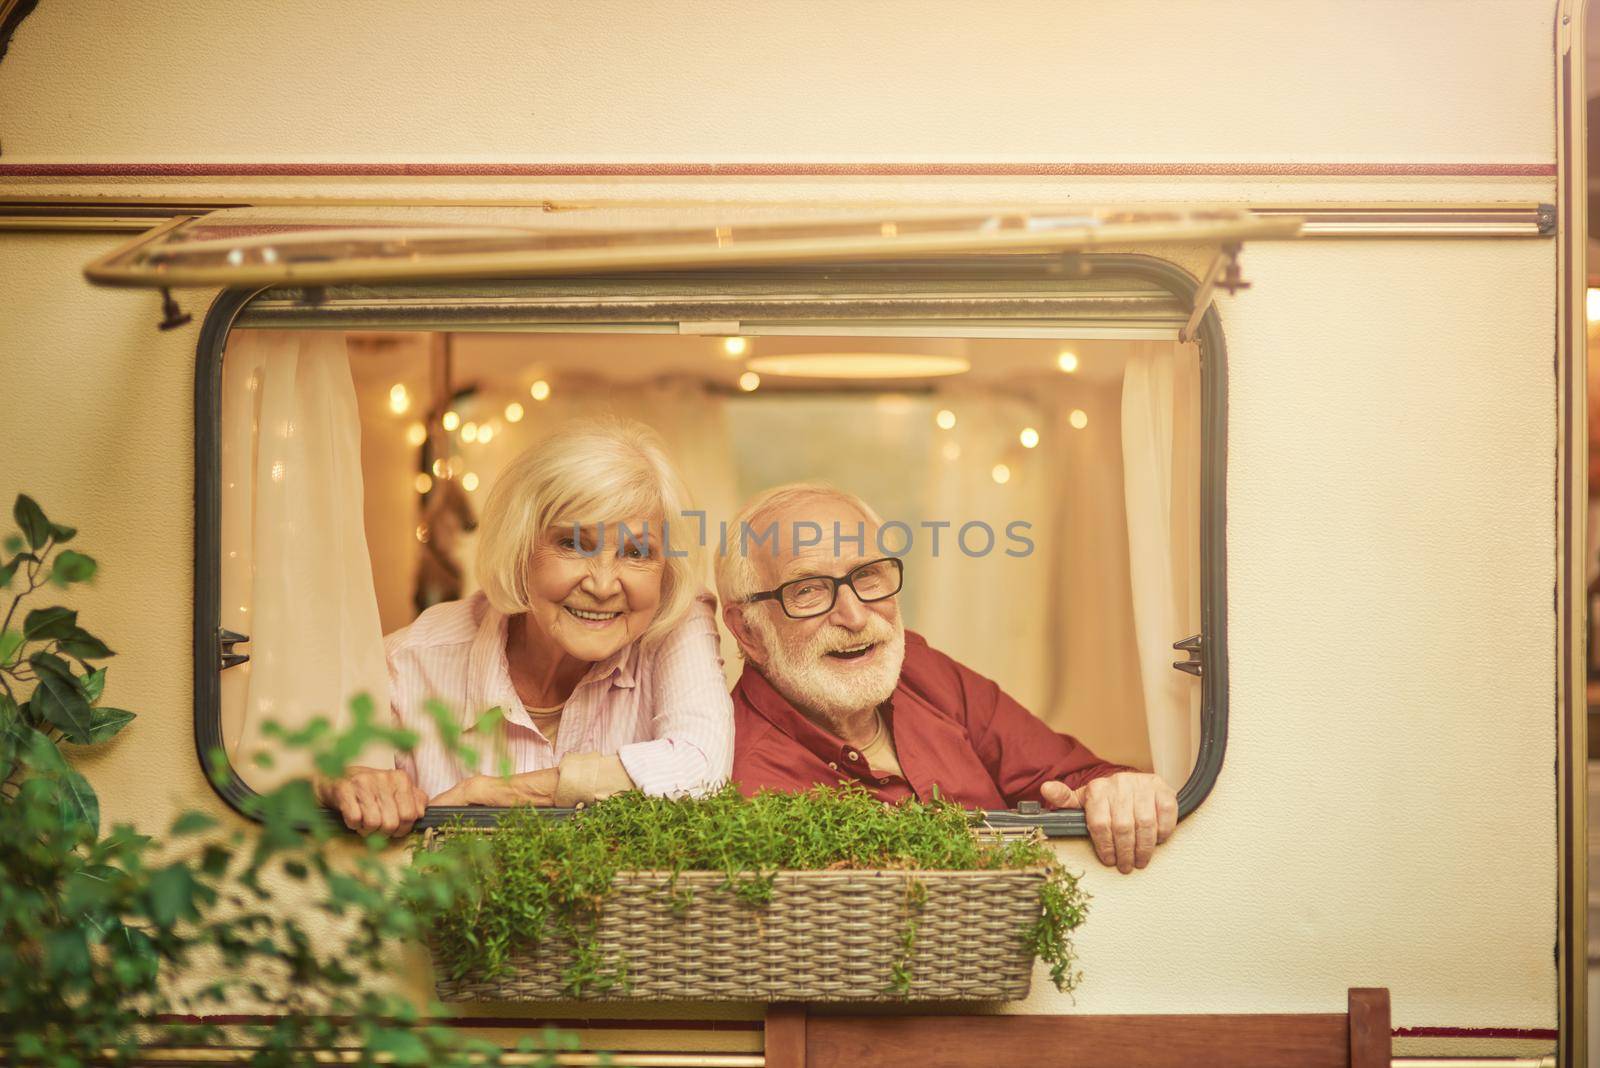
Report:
461,421,479,444
1069,409,1089,430
415,524,429,543
504,402,525,423
738,371,761,392
1589,289,1600,322
1019,427,1040,449
413,472,433,494
405,421,427,447
530,380,552,401
462,472,480,492
723,336,749,358
431,458,446,477
935,409,957,430
442,410,461,432
941,441,961,462
1057,351,1080,373
747,354,969,379
991,464,1011,485
388,383,410,414
478,423,495,444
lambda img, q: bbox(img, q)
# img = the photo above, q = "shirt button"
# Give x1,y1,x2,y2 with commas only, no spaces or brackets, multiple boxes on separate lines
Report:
847,751,860,762
827,762,839,771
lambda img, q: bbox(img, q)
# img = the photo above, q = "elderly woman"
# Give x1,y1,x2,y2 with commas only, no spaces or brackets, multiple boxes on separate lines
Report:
317,418,733,836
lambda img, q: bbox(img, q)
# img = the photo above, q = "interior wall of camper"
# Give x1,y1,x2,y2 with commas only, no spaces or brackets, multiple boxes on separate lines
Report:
0,0,1566,1059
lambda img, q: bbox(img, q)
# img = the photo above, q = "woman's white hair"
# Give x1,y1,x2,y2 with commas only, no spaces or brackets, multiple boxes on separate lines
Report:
714,482,883,607
475,418,700,648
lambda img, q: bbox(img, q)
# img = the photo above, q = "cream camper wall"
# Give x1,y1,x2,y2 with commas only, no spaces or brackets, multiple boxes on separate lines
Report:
0,0,1567,1052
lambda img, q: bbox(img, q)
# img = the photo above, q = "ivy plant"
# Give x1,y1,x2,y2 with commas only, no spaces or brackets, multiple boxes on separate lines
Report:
0,494,583,1067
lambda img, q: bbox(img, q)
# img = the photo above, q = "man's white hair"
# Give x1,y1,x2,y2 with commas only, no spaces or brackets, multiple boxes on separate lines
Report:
713,482,883,606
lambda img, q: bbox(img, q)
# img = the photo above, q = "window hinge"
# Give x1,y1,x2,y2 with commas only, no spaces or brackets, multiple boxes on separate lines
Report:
219,628,250,670
1172,634,1202,677
1178,243,1247,343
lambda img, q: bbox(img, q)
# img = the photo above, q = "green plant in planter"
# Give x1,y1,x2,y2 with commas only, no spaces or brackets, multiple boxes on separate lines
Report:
0,493,583,1067
429,784,1090,997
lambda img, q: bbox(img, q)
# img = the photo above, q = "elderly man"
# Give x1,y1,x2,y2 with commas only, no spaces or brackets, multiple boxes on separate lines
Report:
716,483,1178,873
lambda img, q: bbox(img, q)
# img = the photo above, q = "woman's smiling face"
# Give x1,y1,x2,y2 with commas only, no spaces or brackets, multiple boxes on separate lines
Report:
522,515,666,662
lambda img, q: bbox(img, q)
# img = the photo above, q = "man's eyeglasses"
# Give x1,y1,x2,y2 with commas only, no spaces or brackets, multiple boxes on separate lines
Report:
747,557,905,620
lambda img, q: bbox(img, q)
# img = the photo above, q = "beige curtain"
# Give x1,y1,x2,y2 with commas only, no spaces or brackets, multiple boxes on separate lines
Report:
911,386,1150,770
1120,340,1203,786
219,330,390,788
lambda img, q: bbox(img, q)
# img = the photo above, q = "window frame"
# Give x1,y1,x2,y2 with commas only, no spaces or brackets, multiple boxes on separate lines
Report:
192,252,1229,837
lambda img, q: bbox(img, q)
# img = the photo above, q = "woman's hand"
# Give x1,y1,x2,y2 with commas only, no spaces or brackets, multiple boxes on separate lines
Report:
315,766,430,838
430,768,561,808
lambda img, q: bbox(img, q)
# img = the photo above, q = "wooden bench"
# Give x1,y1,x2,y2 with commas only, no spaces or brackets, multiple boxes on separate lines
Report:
766,987,1391,1068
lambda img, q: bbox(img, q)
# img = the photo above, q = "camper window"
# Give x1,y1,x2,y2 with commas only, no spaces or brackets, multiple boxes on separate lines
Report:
194,255,1225,837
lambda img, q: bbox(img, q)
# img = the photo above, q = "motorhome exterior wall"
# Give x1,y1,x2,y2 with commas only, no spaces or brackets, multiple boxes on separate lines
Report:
0,0,1567,1055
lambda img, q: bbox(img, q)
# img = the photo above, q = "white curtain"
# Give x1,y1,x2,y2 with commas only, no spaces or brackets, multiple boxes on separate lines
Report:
1120,340,1203,786
220,330,391,788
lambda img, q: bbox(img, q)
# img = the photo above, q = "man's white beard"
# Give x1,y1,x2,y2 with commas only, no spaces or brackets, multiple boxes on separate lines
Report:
748,610,906,727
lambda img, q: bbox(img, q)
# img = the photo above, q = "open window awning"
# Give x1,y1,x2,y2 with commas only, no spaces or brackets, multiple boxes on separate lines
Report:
83,204,1301,289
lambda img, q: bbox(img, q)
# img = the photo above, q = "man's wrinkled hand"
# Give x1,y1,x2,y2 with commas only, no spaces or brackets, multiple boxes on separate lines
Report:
317,766,429,838
1040,772,1177,873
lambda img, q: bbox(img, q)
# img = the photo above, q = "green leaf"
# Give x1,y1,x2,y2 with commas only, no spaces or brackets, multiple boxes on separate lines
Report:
80,707,135,744
367,1029,430,1065
0,628,22,667
43,929,91,980
80,666,106,704
171,811,218,836
0,558,15,588
49,550,96,586
2,534,20,555
13,494,50,551
35,671,95,743
60,627,114,661
23,605,77,641
48,522,77,544
0,695,24,781
24,728,100,831
29,649,75,684
147,864,202,927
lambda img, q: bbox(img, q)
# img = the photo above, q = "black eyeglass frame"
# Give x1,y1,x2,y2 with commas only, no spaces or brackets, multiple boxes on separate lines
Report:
747,557,905,619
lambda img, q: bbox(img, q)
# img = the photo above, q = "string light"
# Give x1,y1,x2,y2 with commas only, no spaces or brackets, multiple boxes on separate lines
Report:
504,402,525,423
405,422,427,447
462,472,480,492
1069,409,1089,429
738,371,761,392
413,473,433,494
935,409,956,430
431,458,447,477
461,421,479,444
530,380,551,401
1589,289,1600,322
1019,427,1039,449
723,337,749,358
991,464,1011,485
388,384,410,414
478,423,495,444
442,410,461,432
1057,351,1079,373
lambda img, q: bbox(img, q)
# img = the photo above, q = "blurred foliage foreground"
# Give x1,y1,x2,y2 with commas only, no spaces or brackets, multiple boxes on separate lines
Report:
0,494,1089,1065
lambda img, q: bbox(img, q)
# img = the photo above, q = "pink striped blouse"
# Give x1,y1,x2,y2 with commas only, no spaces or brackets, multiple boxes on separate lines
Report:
386,590,734,801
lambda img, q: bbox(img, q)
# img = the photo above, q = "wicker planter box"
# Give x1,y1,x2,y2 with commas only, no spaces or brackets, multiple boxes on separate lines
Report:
430,865,1048,1002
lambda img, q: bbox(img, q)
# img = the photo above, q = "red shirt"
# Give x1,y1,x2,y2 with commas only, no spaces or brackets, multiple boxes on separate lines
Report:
731,630,1132,808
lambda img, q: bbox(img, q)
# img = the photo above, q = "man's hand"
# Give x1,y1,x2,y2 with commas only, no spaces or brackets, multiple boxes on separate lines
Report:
315,766,429,838
1041,772,1177,873
430,768,560,808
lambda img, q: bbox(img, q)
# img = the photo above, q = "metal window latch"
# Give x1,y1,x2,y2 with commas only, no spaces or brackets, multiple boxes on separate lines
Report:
1178,242,1248,343
219,628,250,670
157,288,192,331
1171,634,1202,677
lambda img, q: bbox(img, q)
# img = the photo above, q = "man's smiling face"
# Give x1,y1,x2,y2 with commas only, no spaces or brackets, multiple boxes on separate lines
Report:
734,494,906,725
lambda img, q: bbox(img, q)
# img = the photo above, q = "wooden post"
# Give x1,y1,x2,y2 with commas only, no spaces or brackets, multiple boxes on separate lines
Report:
765,1003,807,1068
1347,987,1391,1068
